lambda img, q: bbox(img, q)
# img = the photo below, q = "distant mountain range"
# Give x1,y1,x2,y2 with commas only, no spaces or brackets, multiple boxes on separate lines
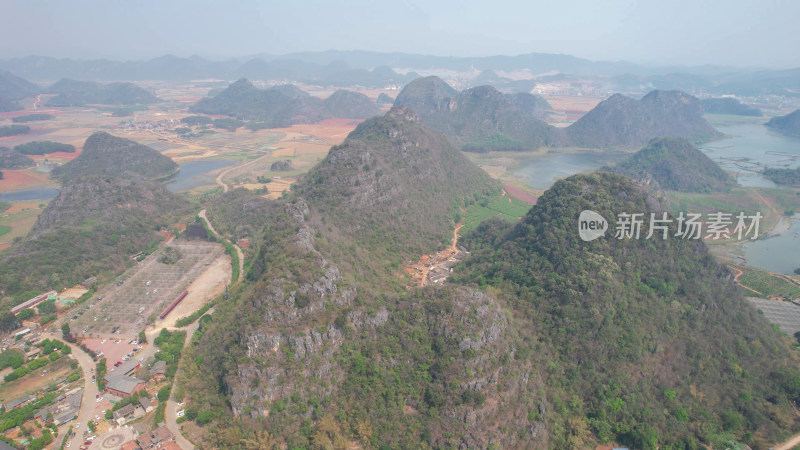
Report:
700,97,762,116
606,137,737,193
45,78,159,106
395,76,719,151
190,78,380,127
765,109,800,137
0,52,798,96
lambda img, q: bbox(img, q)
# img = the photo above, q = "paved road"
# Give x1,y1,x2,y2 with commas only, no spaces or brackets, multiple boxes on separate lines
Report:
44,333,100,450
162,313,207,449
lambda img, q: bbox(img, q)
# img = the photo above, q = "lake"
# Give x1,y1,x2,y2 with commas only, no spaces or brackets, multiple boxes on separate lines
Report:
0,187,60,201
166,159,237,192
700,122,800,188
742,215,800,275
515,150,629,190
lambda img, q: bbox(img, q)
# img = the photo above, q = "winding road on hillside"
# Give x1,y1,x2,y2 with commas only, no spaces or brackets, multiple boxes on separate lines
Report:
198,209,243,278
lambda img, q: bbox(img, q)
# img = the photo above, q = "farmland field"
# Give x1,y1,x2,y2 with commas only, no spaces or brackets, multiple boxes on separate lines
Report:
462,192,531,233
69,239,225,339
738,267,800,299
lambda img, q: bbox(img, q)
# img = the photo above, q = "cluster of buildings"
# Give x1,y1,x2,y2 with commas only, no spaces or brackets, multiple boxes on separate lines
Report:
406,245,468,288
32,389,82,426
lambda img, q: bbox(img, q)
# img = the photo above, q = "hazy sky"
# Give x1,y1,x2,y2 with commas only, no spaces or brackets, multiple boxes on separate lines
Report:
2,0,798,68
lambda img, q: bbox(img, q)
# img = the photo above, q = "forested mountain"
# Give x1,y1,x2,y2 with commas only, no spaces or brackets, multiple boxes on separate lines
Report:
700,97,762,116
179,107,799,449
190,78,379,127
0,147,35,170
607,137,737,192
763,167,800,186
394,76,557,151
51,132,177,182
45,78,159,106
184,107,513,448
567,90,721,148
454,172,800,448
0,176,191,298
765,109,800,137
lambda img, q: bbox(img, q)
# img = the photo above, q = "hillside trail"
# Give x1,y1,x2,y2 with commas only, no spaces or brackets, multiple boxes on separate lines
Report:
199,208,244,278
773,432,800,450
727,264,766,296
419,224,463,287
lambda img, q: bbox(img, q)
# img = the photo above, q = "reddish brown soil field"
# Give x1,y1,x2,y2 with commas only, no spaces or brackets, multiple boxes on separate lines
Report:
0,170,51,191
503,183,538,205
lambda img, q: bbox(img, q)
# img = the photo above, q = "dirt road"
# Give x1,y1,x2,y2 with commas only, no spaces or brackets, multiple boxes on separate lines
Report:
199,209,244,279
773,432,800,450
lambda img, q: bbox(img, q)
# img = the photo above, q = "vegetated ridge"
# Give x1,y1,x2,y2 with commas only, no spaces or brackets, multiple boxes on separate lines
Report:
0,175,190,300
51,132,178,183
566,90,721,148
762,167,800,186
765,109,800,137
393,76,557,151
605,137,737,193
453,172,800,448
0,147,35,170
184,107,519,448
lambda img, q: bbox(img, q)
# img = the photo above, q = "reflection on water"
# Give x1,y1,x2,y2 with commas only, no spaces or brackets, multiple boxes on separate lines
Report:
0,188,60,201
166,160,237,192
